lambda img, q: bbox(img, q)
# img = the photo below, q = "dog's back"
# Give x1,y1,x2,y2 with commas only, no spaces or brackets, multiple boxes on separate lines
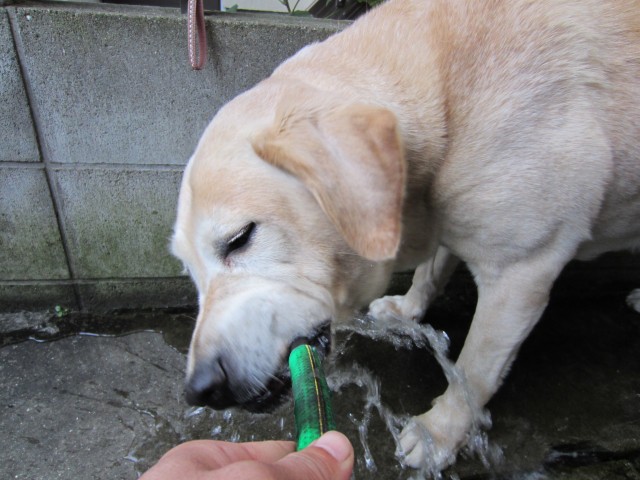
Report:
275,0,640,261
425,0,640,260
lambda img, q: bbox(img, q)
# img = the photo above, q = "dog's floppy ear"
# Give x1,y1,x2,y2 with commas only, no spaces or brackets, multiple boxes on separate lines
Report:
253,102,405,261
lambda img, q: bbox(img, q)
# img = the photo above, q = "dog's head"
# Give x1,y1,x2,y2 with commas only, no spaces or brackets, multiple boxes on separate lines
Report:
172,81,405,411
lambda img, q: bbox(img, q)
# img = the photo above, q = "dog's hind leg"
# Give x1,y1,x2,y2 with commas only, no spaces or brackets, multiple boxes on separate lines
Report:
368,246,460,323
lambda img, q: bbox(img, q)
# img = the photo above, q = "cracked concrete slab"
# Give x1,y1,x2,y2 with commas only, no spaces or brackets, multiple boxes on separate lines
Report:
0,332,186,479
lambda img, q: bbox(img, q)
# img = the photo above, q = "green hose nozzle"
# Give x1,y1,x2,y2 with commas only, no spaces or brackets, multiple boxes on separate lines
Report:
289,344,336,450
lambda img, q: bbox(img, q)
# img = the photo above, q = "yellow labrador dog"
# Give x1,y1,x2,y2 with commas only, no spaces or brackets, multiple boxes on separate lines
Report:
172,0,640,469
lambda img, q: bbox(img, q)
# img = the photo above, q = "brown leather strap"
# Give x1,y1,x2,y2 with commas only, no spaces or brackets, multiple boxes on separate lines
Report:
188,0,207,70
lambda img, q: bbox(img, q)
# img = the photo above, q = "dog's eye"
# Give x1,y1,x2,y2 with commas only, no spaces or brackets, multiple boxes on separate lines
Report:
225,222,256,256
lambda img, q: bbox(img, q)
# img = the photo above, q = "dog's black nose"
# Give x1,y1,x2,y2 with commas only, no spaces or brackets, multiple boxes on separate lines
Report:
185,359,237,409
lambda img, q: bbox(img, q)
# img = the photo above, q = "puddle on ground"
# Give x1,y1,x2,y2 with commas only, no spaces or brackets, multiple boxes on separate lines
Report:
0,308,195,353
2,273,639,479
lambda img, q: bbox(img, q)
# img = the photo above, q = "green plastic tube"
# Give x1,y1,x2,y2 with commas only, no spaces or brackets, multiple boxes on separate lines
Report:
289,344,336,450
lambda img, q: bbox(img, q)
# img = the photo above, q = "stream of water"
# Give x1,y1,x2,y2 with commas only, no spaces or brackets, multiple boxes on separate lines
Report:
331,314,503,479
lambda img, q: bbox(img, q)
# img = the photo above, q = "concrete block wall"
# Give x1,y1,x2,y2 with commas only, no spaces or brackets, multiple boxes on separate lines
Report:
1,1,343,312
2,1,638,314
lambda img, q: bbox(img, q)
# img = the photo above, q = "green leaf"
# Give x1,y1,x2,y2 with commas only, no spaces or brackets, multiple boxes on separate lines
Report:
54,305,69,318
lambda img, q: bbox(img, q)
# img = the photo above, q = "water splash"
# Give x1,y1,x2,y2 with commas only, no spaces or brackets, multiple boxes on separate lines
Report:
173,313,503,478
329,364,404,472
332,313,503,478
123,311,502,479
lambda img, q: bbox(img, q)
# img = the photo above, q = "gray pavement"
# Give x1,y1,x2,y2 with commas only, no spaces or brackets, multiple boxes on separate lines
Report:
1,267,639,479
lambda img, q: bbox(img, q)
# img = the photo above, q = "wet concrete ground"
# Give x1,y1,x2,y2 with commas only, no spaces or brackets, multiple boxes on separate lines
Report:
1,263,639,479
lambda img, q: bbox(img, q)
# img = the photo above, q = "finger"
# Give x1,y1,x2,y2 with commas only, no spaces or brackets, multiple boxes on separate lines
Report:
274,431,354,480
140,439,296,479
206,432,354,480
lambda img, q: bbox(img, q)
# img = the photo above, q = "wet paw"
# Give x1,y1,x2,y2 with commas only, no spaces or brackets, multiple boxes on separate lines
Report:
627,289,640,313
368,295,425,323
398,416,456,471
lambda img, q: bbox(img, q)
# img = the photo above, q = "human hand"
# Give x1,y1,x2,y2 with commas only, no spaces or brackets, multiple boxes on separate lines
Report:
140,431,354,480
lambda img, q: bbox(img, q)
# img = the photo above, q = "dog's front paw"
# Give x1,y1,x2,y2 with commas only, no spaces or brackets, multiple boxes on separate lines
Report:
397,392,479,472
627,289,640,313
398,413,457,471
368,295,426,323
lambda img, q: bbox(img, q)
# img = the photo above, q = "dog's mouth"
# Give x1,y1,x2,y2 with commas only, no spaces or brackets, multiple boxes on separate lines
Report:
243,321,332,413
187,322,332,413
293,320,332,361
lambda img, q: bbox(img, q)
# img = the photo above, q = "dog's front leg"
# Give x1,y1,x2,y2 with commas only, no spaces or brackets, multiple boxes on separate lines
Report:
369,246,459,322
399,258,562,469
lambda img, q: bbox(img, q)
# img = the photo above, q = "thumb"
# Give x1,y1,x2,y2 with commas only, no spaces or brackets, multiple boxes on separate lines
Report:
275,431,354,480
